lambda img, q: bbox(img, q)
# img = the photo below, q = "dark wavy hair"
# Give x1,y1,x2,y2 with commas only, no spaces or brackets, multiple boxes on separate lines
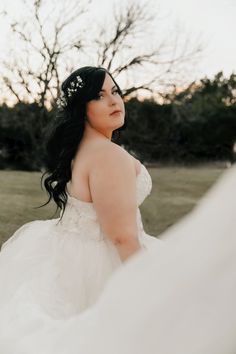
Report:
41,66,126,217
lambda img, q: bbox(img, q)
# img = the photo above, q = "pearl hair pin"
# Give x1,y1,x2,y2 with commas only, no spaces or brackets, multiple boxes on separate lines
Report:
57,75,84,108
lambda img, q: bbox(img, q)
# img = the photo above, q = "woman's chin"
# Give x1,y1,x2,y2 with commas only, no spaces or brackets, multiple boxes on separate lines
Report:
114,120,124,130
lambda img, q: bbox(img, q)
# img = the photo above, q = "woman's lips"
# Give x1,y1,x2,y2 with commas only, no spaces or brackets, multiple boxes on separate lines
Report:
110,110,122,115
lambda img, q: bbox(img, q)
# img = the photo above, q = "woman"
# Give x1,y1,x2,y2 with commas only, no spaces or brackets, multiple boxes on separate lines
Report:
0,66,160,343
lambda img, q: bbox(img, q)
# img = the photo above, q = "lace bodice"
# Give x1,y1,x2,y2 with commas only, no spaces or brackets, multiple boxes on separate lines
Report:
58,164,152,242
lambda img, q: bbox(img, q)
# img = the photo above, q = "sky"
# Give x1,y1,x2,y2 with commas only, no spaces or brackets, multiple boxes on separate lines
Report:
155,0,236,78
87,0,236,78
0,0,235,101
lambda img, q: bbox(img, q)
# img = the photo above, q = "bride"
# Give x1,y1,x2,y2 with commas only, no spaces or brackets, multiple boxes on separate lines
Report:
0,66,160,345
1,65,235,353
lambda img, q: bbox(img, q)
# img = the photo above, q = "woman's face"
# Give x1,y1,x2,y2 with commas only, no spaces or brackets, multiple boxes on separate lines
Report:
86,73,125,135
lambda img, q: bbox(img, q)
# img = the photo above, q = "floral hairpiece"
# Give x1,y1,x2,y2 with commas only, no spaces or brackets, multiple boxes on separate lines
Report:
57,75,84,108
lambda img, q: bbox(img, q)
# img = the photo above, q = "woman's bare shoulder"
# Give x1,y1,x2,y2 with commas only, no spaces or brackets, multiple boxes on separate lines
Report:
75,138,140,176
89,139,130,159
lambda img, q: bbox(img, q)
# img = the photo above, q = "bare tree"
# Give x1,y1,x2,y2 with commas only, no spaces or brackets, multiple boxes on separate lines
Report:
0,0,91,107
83,1,204,98
0,0,203,107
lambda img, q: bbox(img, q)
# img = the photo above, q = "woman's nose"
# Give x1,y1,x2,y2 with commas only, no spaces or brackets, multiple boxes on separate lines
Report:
108,95,117,105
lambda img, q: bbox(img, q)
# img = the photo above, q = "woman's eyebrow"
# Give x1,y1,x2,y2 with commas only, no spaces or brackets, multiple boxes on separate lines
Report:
100,85,117,92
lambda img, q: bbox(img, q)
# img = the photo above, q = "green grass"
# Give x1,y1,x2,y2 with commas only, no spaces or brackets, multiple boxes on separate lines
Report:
0,166,225,246
0,170,58,246
140,165,224,236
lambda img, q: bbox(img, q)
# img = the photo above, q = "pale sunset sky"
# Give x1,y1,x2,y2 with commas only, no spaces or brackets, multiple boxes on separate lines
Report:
0,0,235,99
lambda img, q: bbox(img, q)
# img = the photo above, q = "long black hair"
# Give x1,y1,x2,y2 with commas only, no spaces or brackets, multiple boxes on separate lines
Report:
41,66,126,216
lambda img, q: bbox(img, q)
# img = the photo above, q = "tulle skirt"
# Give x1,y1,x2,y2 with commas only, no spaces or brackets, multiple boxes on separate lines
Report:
0,216,160,351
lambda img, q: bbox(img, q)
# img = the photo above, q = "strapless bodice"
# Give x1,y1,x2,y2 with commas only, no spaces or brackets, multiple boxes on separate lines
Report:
65,164,152,216
58,164,152,242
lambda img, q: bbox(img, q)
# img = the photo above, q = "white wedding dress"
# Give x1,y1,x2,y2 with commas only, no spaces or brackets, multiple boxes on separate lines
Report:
0,163,160,349
1,164,236,354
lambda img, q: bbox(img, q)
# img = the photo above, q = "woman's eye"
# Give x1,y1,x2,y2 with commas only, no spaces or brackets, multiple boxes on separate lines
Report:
96,90,119,99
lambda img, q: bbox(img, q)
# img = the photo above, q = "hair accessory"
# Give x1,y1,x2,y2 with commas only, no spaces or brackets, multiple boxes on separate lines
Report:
57,91,67,108
67,75,84,97
57,75,84,108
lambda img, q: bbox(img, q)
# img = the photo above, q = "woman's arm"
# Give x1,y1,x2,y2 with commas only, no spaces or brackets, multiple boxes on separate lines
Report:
89,144,142,262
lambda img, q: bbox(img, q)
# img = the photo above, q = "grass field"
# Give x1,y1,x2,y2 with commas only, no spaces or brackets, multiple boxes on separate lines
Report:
0,166,226,246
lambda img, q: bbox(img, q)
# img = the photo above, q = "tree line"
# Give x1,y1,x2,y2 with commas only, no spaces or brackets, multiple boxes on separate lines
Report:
0,71,235,170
